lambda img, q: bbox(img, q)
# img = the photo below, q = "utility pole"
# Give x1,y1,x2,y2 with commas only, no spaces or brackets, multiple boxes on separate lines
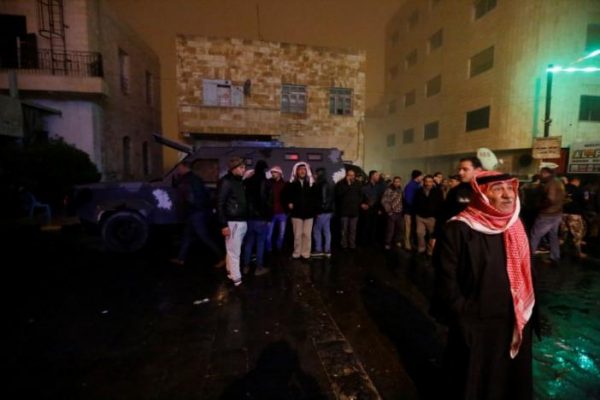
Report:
543,64,553,137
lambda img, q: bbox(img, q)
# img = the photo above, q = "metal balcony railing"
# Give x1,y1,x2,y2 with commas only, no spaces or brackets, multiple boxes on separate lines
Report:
1,49,103,78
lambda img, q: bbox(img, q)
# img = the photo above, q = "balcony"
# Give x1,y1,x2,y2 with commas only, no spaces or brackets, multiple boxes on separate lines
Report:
0,49,107,95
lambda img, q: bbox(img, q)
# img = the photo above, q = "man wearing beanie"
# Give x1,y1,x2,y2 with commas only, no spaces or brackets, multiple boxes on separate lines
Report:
217,156,248,286
433,171,537,399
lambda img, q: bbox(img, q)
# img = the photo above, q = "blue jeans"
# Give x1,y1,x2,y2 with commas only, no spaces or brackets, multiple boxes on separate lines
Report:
243,220,268,267
313,213,332,253
530,214,562,261
267,213,287,251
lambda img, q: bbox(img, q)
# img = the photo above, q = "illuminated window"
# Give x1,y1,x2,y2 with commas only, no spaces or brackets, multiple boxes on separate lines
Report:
118,48,130,94
586,24,600,52
428,29,443,52
281,84,307,114
329,87,353,116
403,128,414,144
387,133,396,147
404,89,416,107
424,121,439,140
474,0,496,20
405,49,418,69
284,153,300,161
469,46,494,77
426,75,442,97
579,95,600,122
466,106,491,131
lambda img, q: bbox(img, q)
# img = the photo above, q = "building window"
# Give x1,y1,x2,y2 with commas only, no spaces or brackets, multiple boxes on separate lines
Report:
122,136,131,176
388,100,397,114
387,133,396,147
428,29,443,52
579,95,600,122
390,30,399,46
426,75,442,97
586,24,600,52
466,106,491,131
281,84,307,114
407,10,419,31
118,48,130,94
203,79,244,107
145,71,153,106
405,49,418,69
142,141,150,176
403,128,415,144
329,87,353,116
424,121,439,140
404,90,416,107
469,46,494,78
474,0,497,20
388,65,399,81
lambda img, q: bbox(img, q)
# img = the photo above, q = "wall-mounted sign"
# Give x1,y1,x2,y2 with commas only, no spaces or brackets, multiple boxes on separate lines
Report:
568,142,600,174
532,136,562,159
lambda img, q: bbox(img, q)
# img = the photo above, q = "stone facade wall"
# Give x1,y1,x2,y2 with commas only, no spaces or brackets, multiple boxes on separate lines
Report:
176,36,366,163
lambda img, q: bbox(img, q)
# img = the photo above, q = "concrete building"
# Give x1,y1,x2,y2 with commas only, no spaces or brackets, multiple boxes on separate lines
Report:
176,36,366,164
368,0,600,178
0,0,162,181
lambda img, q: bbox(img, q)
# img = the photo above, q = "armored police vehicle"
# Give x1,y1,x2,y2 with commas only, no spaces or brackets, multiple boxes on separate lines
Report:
73,135,359,253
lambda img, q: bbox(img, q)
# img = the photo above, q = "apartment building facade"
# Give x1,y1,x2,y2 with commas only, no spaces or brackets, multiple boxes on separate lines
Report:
176,36,366,164
0,0,162,180
369,0,599,178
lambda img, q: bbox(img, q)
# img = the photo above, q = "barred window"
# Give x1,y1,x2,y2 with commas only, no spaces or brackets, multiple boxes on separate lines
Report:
469,46,494,78
466,106,491,131
403,128,415,144
329,87,353,116
281,84,307,114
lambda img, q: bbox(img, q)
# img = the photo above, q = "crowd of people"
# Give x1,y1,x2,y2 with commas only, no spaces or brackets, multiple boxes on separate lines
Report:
168,154,600,399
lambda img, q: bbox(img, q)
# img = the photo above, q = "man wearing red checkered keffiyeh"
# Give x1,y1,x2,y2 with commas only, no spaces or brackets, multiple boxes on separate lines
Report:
433,170,536,400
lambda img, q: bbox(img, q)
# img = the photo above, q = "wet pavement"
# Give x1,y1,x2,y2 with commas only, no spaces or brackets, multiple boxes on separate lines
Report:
5,221,600,399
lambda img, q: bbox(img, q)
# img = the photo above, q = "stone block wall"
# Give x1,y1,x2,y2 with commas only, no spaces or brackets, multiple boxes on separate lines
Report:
176,36,366,163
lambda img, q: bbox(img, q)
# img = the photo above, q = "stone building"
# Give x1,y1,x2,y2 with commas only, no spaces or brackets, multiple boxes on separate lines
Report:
0,0,162,181
369,0,600,178
176,36,366,164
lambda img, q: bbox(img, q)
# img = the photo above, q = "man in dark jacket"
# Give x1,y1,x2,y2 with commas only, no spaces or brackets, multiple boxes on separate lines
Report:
433,171,536,399
335,169,364,249
415,175,444,256
361,170,386,246
561,177,587,258
266,165,287,252
242,160,271,276
171,160,225,267
403,169,424,250
312,167,335,258
217,156,248,286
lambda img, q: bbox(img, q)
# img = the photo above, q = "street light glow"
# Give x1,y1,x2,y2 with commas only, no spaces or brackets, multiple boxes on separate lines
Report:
547,66,600,73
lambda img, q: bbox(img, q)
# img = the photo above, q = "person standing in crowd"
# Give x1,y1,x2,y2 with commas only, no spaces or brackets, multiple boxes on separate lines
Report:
561,176,587,259
433,172,444,187
335,169,364,250
433,171,536,399
217,156,248,287
414,175,444,256
403,169,424,251
170,160,225,268
381,176,404,250
529,167,565,263
312,167,335,258
285,162,316,260
436,158,483,237
241,160,271,276
266,165,287,253
361,170,385,246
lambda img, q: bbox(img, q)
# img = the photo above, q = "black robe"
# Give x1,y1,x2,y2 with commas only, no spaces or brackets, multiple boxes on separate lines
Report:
432,221,533,400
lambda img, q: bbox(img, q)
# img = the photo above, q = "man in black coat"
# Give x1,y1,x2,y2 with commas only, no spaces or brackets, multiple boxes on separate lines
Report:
433,171,536,400
335,169,364,249
284,162,316,260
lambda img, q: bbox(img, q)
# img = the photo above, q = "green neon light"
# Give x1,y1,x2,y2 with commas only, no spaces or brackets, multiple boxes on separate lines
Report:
547,66,600,73
582,49,600,60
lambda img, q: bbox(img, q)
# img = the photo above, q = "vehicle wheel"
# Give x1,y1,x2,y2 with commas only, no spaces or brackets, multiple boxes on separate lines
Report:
101,211,148,253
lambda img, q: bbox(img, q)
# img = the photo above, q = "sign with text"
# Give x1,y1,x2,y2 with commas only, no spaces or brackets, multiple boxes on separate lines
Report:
532,136,562,159
568,142,600,174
